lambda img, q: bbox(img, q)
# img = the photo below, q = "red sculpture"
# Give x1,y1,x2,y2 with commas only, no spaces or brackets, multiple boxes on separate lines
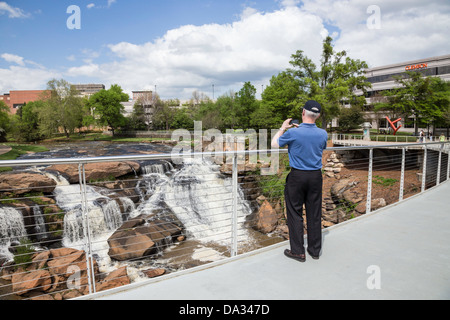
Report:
386,117,402,135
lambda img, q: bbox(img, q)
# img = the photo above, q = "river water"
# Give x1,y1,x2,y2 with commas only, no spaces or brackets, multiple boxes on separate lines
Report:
0,141,274,283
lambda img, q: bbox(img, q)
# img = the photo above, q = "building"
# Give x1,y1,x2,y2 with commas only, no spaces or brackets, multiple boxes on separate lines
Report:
353,54,450,134
72,84,105,97
0,90,50,114
120,90,155,125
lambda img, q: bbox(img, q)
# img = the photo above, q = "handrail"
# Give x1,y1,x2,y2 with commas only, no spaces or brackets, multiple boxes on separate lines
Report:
0,141,449,300
0,141,448,168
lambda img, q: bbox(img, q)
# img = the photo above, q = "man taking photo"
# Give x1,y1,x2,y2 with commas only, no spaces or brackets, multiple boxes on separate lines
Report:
271,100,328,262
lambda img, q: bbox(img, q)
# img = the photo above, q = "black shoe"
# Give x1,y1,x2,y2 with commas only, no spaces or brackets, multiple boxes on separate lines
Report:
284,249,306,262
307,250,320,260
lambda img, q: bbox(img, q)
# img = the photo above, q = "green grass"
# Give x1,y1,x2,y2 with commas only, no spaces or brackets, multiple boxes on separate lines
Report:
0,144,49,172
372,175,398,187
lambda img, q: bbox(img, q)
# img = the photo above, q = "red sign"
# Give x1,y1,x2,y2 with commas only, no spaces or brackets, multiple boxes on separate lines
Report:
405,63,428,71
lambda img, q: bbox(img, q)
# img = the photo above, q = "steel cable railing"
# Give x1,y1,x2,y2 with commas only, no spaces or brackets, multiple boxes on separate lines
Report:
0,141,449,300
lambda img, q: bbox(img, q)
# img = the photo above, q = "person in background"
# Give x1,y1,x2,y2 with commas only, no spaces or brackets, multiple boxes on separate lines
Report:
271,100,328,262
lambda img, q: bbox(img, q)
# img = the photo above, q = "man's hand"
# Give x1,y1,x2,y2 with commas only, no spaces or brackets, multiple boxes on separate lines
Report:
271,118,296,148
281,118,293,131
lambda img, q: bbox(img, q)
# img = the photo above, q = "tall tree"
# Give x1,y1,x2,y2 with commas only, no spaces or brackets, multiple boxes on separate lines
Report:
87,84,129,135
288,36,371,129
12,101,43,142
375,72,450,136
39,79,85,137
0,101,10,142
236,82,258,129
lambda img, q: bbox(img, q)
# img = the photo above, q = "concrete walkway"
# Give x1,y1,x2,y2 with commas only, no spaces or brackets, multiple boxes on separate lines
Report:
82,181,450,300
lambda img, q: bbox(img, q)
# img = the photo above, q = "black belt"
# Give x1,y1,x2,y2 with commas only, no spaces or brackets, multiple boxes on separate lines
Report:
291,167,322,172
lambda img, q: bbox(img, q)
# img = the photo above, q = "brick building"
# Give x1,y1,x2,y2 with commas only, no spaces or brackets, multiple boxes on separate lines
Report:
0,90,50,114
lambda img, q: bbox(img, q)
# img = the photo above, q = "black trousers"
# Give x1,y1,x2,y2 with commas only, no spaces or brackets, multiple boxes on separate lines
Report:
284,169,323,256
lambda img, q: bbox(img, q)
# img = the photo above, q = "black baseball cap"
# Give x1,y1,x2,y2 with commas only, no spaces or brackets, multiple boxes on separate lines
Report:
303,100,321,113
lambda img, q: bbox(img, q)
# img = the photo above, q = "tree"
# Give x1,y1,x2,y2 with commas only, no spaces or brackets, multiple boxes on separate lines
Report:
0,101,11,142
236,82,259,129
288,36,371,129
152,96,177,130
87,84,129,135
260,71,301,121
338,105,365,132
12,101,43,142
375,72,450,136
39,79,85,137
128,103,148,130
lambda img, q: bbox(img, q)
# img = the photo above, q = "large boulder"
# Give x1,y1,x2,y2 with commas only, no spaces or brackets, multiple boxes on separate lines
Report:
0,172,56,195
330,179,358,201
107,215,183,261
254,200,278,234
46,161,140,184
5,247,99,297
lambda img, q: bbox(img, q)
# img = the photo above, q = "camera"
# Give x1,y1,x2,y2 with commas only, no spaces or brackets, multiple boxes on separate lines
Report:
290,119,300,126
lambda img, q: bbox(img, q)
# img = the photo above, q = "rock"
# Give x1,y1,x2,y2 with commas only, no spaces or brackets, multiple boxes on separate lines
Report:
142,268,166,278
12,269,52,296
0,172,56,195
355,198,387,214
254,200,278,234
46,161,141,184
96,266,130,292
342,189,364,204
107,215,183,261
330,179,357,200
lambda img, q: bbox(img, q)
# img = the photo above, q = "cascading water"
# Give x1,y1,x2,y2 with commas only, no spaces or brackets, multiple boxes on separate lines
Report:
0,206,27,261
55,185,125,247
132,157,252,245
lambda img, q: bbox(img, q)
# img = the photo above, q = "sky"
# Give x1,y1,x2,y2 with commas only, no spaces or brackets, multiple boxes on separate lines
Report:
1,0,450,100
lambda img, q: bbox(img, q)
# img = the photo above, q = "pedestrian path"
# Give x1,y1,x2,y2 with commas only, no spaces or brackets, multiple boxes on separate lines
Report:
80,181,450,300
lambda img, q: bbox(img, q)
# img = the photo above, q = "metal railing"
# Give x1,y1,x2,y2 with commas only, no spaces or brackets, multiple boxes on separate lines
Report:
0,141,449,300
333,133,448,143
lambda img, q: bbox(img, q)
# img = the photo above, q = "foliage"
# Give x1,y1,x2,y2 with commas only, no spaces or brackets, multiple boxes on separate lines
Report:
338,105,366,132
375,72,450,135
373,175,398,187
11,101,44,142
87,84,129,135
288,36,371,129
0,101,11,142
39,79,86,138
13,238,35,269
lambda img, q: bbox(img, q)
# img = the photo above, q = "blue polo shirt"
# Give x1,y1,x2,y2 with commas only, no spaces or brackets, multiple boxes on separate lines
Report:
278,123,328,170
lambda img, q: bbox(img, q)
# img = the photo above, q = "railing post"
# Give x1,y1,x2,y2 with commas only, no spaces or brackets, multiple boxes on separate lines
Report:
399,147,405,201
366,149,373,214
231,152,238,257
447,143,450,181
437,143,443,185
421,146,427,192
78,163,96,294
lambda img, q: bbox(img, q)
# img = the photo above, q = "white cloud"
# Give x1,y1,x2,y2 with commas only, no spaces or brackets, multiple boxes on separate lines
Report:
0,1,29,18
107,0,116,8
0,65,59,92
301,0,450,67
1,53,25,66
87,3,95,9
67,6,327,99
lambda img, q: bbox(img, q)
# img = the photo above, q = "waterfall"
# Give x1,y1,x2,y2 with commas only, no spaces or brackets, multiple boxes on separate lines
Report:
0,207,27,261
133,158,252,245
141,160,174,175
32,205,48,242
55,185,124,247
